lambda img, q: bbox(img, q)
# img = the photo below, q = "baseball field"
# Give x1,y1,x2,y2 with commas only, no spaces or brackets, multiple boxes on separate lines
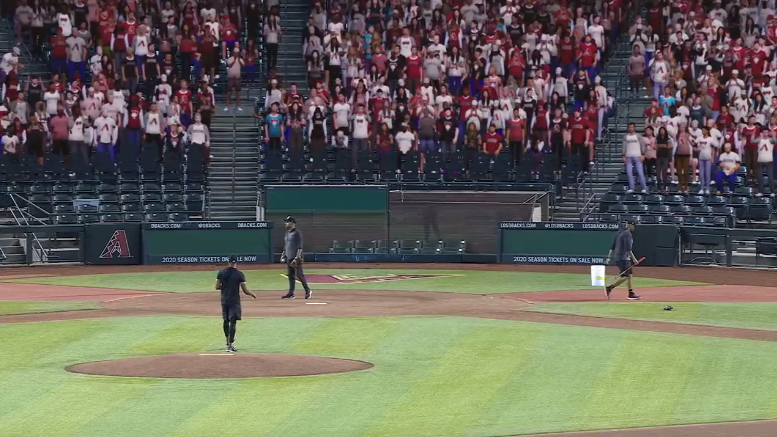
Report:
2,263,777,437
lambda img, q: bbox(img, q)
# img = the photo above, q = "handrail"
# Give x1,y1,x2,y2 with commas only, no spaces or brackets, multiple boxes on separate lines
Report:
8,194,50,262
231,111,238,213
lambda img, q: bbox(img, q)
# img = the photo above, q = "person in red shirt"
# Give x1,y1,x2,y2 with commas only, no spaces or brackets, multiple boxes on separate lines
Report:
123,97,144,158
221,16,239,59
176,79,193,126
457,86,473,142
50,28,68,75
578,34,598,84
716,106,734,131
405,46,423,92
569,109,592,172
482,123,504,155
558,31,576,78
742,115,761,183
750,43,768,77
199,25,217,81
507,48,526,86
507,108,525,165
122,11,139,46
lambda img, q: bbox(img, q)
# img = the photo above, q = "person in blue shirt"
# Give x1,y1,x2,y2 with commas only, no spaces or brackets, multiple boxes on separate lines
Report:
261,102,284,150
658,86,676,116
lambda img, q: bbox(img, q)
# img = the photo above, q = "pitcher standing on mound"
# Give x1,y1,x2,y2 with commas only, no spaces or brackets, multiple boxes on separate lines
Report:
281,216,312,299
216,254,256,352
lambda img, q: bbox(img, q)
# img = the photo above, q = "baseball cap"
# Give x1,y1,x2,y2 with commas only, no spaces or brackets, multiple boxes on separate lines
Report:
228,254,238,263
12,47,20,55
284,216,296,223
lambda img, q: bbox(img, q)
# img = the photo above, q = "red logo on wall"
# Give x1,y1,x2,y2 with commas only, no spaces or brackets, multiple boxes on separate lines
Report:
100,230,132,258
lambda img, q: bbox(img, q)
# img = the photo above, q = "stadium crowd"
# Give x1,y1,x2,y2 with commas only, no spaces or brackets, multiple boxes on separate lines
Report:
262,0,625,174
623,0,777,197
0,0,264,167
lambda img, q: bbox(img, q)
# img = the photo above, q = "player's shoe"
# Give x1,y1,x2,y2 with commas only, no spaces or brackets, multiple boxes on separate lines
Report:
305,290,312,300
281,293,295,299
628,292,642,300
603,285,612,300
227,345,237,352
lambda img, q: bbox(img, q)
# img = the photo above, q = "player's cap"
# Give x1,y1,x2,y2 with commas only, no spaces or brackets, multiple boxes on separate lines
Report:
284,216,296,223
228,254,238,263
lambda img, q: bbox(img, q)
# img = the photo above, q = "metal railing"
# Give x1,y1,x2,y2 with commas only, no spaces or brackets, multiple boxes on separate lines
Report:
8,194,52,262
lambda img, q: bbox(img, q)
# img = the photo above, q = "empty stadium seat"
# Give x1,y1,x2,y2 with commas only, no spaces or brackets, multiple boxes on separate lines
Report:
169,212,190,222
123,213,143,222
649,204,671,214
641,215,664,224
622,193,643,203
144,213,168,222
80,214,101,224
746,197,772,221
627,204,649,213
664,195,685,206
100,214,124,223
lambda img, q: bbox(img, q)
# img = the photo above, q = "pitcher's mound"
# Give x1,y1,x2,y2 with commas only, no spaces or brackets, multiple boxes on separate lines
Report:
66,353,373,379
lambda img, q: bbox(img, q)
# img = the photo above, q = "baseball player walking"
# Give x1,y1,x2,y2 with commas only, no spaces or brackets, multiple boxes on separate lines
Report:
604,221,642,300
280,216,312,299
216,254,256,352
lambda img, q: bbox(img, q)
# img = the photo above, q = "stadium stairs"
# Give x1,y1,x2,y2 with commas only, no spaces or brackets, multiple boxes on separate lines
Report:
207,24,266,221
0,21,49,80
277,0,310,96
553,30,644,221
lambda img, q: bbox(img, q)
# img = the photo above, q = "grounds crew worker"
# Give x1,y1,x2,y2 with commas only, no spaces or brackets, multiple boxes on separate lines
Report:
280,216,312,300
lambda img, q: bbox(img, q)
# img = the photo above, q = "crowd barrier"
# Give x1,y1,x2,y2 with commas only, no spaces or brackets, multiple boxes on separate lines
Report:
2,221,775,268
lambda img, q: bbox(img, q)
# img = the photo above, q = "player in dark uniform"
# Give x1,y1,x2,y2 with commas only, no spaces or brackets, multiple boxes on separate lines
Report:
280,216,312,300
604,222,642,301
216,254,256,352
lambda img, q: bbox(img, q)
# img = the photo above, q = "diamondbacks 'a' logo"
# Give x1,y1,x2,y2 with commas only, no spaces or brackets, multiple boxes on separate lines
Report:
283,273,461,284
100,230,132,258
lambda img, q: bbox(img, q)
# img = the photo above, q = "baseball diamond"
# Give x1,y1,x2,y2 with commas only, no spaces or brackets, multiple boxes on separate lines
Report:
2,263,777,437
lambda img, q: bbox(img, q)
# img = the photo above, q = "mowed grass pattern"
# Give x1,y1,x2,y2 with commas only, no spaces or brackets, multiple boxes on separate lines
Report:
2,316,777,436
527,302,777,331
0,300,99,316
7,269,702,294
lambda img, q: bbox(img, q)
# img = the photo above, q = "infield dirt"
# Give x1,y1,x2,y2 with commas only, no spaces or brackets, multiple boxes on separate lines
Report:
3,263,777,437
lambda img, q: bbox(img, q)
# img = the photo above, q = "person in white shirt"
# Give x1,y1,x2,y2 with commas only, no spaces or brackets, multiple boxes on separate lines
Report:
332,95,351,134
696,126,716,194
186,112,211,150
43,85,60,116
68,110,89,164
715,142,741,194
154,74,173,116
395,124,416,155
93,109,118,162
90,46,103,77
398,28,414,58
351,104,371,167
56,10,72,37
587,15,605,65
0,47,21,85
66,33,86,81
145,102,166,161
622,123,647,192
649,51,670,100
756,130,776,196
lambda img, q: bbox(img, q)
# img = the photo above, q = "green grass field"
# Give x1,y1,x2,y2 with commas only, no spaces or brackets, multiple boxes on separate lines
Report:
0,300,99,316
3,315,777,437
7,269,702,294
528,302,777,331
4,268,773,436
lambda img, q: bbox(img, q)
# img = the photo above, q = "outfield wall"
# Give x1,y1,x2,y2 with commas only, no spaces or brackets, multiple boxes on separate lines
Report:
3,221,776,268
